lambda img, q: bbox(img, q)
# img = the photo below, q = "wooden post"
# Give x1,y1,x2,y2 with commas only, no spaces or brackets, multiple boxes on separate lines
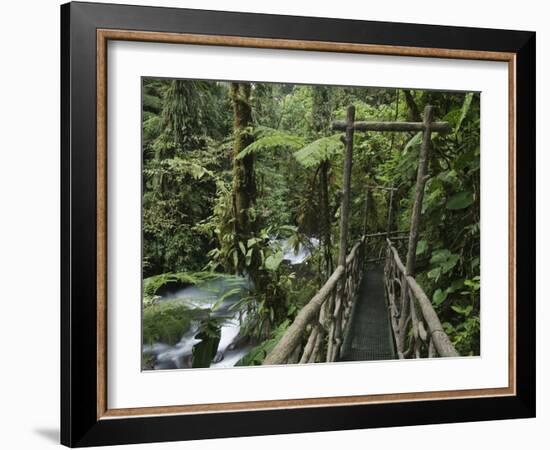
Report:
386,184,394,238
396,105,433,354
362,186,370,236
337,105,356,267
328,105,355,362
405,105,434,276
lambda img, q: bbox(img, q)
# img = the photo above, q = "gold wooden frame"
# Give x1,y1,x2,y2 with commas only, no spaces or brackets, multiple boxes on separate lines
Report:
96,29,516,420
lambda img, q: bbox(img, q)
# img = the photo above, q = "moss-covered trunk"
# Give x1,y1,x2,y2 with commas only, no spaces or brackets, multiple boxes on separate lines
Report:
312,86,334,279
230,82,256,274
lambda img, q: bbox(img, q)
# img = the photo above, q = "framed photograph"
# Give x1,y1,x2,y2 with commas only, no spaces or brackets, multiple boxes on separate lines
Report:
61,2,535,447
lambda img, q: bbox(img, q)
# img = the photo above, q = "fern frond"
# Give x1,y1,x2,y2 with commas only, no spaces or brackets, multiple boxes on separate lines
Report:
293,134,343,168
235,128,305,160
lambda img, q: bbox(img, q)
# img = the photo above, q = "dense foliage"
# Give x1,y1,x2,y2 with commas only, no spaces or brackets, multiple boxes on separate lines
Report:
142,78,481,367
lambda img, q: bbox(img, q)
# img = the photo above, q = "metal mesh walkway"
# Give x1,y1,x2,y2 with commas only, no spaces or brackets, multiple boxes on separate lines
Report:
340,265,396,361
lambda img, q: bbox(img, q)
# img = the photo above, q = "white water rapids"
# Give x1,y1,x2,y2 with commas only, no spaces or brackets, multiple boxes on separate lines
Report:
142,237,318,370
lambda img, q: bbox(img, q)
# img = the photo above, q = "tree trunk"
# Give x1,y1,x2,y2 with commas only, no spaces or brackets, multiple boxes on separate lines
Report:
329,105,355,361
312,86,334,279
337,106,355,267
405,105,434,276
319,160,334,276
230,82,256,273
403,89,421,122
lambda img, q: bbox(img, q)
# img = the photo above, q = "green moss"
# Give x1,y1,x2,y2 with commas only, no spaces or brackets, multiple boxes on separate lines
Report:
142,302,194,346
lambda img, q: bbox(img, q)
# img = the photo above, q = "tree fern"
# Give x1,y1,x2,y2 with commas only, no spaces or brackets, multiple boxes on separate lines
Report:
293,134,343,168
235,127,305,160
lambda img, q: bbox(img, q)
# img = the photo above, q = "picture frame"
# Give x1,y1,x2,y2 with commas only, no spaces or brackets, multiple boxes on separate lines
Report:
61,1,535,447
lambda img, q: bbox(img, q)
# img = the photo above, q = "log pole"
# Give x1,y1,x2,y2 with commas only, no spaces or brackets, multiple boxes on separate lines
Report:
337,105,356,267
386,184,394,238
329,105,355,361
405,105,434,276
332,120,449,133
362,186,370,236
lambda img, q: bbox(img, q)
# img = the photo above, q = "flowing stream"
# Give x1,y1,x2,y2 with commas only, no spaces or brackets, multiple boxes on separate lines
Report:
143,237,318,370
281,237,319,265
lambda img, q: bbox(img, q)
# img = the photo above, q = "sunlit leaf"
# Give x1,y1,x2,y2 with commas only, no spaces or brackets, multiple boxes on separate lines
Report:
265,251,284,271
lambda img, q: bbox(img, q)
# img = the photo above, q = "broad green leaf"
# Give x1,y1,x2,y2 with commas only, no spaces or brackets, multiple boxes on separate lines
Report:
416,240,428,256
464,278,481,291
449,278,465,292
433,289,448,306
428,267,442,281
429,249,459,279
265,251,284,271
433,279,464,306
451,304,473,316
441,254,460,274
446,191,474,210
430,249,452,264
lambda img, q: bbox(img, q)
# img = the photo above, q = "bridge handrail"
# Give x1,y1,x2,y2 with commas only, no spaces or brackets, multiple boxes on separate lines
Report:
385,240,459,358
263,237,365,365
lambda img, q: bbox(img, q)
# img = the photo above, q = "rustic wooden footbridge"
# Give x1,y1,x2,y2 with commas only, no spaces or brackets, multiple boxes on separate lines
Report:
263,105,459,365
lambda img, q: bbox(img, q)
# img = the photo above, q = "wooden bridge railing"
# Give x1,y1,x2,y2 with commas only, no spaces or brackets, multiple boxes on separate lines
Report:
385,239,459,358
264,104,457,365
263,236,366,365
